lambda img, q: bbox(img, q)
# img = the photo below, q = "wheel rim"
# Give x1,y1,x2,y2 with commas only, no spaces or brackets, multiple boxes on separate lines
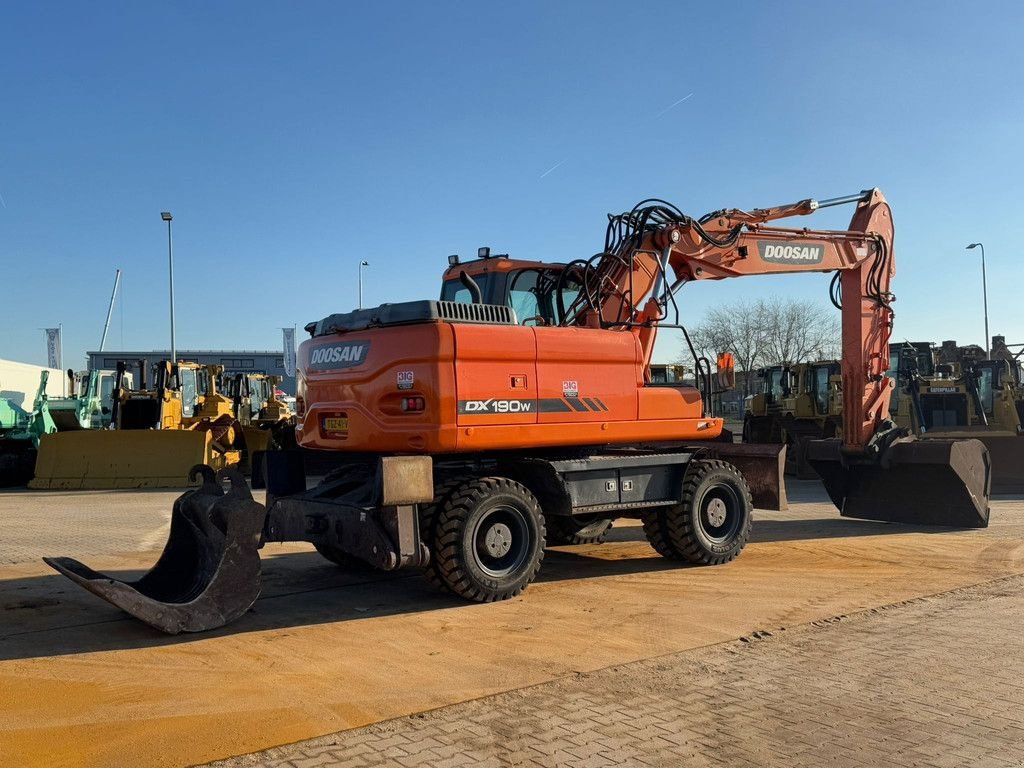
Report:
471,504,532,578
696,484,743,543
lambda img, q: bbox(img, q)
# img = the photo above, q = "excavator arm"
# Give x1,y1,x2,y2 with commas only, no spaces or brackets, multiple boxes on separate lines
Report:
562,189,989,526
564,190,893,451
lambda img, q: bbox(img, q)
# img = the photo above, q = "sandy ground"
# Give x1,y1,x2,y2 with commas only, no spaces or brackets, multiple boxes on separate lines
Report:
1,482,1022,767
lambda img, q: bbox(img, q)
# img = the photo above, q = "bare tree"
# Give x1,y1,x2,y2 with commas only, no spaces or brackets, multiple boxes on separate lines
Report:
682,297,840,395
758,298,840,364
684,299,767,395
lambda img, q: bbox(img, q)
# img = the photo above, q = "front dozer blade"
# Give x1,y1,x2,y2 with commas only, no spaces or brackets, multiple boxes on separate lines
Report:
807,438,990,528
30,430,238,489
43,467,267,634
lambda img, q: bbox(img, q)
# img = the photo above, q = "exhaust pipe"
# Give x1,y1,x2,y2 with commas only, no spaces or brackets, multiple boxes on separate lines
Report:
807,437,991,528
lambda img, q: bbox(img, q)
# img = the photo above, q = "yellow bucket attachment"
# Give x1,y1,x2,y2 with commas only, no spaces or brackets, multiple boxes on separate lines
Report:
29,430,241,489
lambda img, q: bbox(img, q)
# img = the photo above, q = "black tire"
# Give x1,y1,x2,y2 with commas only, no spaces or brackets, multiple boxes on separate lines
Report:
641,507,680,560
643,459,752,565
419,475,468,592
433,477,546,602
546,516,613,545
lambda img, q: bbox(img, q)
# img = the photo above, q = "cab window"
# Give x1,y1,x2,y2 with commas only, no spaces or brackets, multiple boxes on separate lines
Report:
508,270,542,324
179,369,198,418
812,366,831,414
768,369,785,401
440,273,498,304
100,375,115,408
975,365,996,416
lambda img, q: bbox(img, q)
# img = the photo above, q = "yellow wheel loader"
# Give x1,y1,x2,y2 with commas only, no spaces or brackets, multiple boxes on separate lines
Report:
30,360,246,489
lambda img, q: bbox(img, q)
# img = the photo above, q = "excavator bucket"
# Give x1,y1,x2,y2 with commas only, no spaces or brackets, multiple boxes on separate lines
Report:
973,435,1024,494
44,467,267,634
807,437,990,528
29,430,240,489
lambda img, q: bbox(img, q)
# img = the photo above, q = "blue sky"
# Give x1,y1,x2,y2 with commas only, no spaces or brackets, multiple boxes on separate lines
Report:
2,1,1022,368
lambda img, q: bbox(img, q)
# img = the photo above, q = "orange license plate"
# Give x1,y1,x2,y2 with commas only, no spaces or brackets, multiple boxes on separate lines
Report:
323,417,349,432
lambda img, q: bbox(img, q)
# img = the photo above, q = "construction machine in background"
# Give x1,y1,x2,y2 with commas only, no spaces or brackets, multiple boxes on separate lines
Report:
0,372,56,486
888,340,1024,492
30,361,246,489
45,368,132,431
226,372,296,453
744,361,842,477
47,188,993,634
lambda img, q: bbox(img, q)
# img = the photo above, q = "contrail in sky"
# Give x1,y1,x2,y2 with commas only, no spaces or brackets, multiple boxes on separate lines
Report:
0,190,6,209
654,92,694,118
539,159,566,179
538,91,693,179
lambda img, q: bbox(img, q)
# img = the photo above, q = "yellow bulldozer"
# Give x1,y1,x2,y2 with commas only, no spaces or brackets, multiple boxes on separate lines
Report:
743,360,841,477
30,360,247,489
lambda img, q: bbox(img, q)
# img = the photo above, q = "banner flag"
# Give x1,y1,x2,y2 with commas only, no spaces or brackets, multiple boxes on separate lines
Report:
45,328,62,369
282,327,296,377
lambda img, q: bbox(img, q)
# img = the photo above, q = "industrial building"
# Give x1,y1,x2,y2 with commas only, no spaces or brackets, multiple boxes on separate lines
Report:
86,350,295,394
0,358,67,404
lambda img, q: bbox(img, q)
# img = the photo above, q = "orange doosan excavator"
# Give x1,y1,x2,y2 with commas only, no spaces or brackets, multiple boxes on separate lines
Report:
45,188,991,634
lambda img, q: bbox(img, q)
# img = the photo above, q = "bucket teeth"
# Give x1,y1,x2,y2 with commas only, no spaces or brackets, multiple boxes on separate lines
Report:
807,438,991,528
43,465,267,634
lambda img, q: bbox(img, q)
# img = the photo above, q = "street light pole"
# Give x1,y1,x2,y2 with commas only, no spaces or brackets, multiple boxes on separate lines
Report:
966,243,989,359
161,212,176,362
358,260,369,309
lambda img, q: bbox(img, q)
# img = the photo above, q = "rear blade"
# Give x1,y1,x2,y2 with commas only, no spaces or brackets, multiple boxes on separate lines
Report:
698,442,788,511
44,467,267,634
807,437,991,528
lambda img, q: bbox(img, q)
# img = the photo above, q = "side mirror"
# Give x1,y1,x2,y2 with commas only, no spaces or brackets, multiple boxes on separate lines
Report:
716,352,736,391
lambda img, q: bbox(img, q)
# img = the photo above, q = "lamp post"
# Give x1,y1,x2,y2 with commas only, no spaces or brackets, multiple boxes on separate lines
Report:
161,212,176,362
966,243,989,359
358,260,369,309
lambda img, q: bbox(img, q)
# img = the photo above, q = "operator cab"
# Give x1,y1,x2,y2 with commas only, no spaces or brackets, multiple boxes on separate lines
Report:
440,250,581,327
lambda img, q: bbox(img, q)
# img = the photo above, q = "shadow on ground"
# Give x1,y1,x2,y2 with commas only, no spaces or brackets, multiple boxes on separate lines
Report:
0,508,970,663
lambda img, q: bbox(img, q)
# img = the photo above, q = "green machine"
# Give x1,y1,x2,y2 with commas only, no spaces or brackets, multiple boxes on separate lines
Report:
46,368,129,431
0,371,57,486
